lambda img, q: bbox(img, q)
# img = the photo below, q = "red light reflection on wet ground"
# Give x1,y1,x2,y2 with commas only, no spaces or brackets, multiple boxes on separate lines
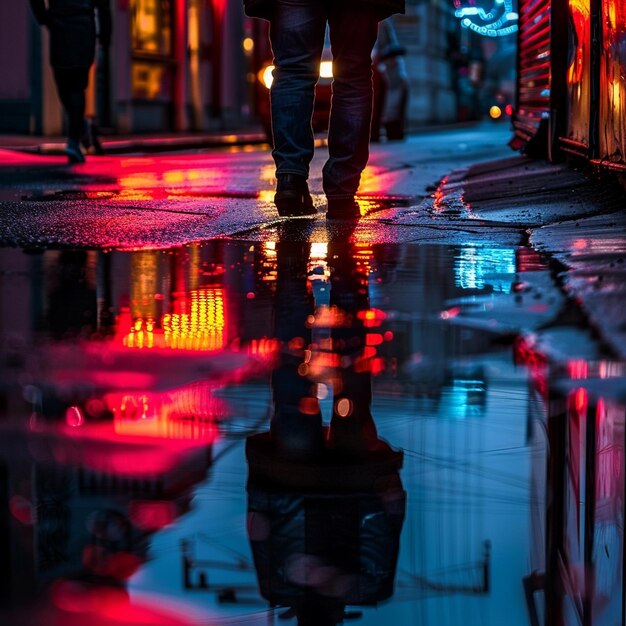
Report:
0,149,267,202
48,581,196,625
432,176,448,213
28,421,212,476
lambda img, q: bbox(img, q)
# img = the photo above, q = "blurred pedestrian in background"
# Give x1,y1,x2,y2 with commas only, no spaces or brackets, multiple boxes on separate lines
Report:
30,0,111,164
244,0,405,219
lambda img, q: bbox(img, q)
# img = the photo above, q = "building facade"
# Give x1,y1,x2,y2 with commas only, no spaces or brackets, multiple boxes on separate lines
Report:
0,0,249,135
0,0,503,136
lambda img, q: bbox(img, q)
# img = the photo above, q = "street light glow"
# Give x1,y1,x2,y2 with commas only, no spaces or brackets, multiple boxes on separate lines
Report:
261,62,334,89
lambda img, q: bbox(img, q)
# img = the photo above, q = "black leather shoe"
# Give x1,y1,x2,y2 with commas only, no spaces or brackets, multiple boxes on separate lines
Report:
326,197,361,220
274,174,316,217
65,140,86,164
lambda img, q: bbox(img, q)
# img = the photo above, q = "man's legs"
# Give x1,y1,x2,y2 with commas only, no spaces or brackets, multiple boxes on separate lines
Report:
324,4,379,213
269,0,326,215
53,66,90,163
327,241,379,455
271,239,324,462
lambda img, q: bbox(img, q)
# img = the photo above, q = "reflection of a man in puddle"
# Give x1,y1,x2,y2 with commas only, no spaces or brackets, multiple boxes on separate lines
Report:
48,250,97,339
246,239,405,625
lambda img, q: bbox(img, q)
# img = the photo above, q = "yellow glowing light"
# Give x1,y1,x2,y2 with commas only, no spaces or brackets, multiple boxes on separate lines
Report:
131,63,164,100
319,61,333,78
336,398,353,418
243,37,254,53
608,0,616,26
260,165,276,182
489,105,502,119
611,80,622,110
124,288,226,352
119,172,159,188
257,189,275,204
310,243,328,260
261,61,333,90
261,65,275,89
163,170,185,185
163,288,226,351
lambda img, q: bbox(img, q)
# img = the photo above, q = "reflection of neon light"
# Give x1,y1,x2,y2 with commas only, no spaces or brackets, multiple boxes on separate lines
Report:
163,288,226,351
464,23,518,37
432,177,448,213
123,288,226,352
570,387,588,413
129,500,177,531
108,383,223,441
441,378,486,420
357,308,387,328
455,246,516,291
568,360,589,380
611,80,622,111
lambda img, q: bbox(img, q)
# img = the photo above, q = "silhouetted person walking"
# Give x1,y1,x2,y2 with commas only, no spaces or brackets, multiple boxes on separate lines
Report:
244,0,405,218
30,0,111,164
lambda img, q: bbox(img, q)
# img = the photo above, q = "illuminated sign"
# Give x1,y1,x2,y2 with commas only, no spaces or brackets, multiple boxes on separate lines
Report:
454,0,519,37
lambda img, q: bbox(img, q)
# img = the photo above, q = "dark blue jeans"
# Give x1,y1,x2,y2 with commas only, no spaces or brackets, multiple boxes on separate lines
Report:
269,0,380,200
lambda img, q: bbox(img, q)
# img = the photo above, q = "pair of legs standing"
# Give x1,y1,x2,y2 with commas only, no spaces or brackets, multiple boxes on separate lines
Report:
269,0,380,217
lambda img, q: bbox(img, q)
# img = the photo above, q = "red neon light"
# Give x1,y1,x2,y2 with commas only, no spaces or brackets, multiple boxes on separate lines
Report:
298,397,321,415
357,308,387,321
440,306,462,320
50,579,195,624
571,387,589,413
9,495,33,525
106,385,223,442
65,406,85,428
129,500,178,531
366,333,384,346
82,545,142,580
568,359,589,380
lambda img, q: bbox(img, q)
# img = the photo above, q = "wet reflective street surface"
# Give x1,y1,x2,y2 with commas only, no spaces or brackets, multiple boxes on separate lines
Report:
0,237,625,626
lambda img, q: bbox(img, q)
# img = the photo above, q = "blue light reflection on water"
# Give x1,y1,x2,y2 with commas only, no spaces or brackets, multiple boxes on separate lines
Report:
455,246,517,292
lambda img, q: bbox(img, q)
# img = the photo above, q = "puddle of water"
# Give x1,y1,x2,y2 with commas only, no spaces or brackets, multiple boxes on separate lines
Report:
0,240,624,626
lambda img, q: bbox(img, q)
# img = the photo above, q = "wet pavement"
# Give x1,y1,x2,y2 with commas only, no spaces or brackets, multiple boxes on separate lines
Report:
0,236,624,626
1,124,626,625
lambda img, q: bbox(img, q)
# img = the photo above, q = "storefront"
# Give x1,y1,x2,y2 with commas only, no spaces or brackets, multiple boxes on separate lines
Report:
511,0,551,151
115,0,246,133
514,0,626,173
521,341,626,626
128,0,177,131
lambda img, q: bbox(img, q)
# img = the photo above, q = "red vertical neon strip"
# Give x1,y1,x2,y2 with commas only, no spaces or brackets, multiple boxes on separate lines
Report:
173,0,188,130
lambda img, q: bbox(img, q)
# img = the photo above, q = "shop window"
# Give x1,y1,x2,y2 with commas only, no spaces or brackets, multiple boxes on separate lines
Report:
131,0,173,103
131,0,172,56
132,62,171,100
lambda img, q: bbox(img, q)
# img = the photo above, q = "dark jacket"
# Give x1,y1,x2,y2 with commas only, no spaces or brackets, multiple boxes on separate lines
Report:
244,0,405,21
30,0,111,68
